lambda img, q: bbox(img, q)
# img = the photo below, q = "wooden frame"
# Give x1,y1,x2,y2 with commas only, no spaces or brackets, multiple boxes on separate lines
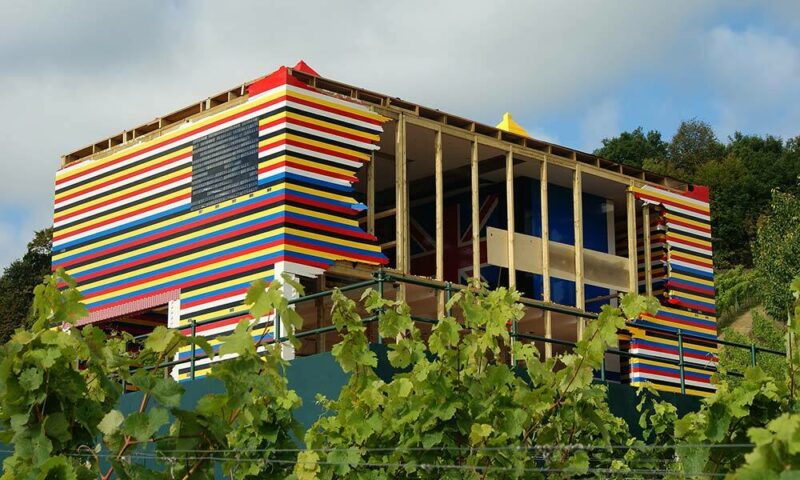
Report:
541,158,552,358
627,186,638,293
506,147,516,288
435,128,445,316
61,67,689,195
573,165,585,339
642,204,653,296
471,138,480,280
395,114,408,300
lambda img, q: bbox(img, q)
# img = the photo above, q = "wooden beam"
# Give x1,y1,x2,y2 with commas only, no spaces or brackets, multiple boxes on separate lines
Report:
471,137,480,281
643,204,653,297
506,147,516,288
487,228,630,292
506,146,516,363
395,115,407,300
627,186,638,293
393,112,684,192
367,152,376,236
435,128,445,317
541,158,552,359
573,165,585,339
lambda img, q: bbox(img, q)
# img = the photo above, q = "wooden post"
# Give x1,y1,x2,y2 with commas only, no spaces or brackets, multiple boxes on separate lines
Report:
367,152,376,236
403,160,410,275
396,115,407,300
541,158,552,358
627,186,638,294
506,147,516,288
435,128,445,317
642,204,652,297
506,147,516,363
573,165,585,339
471,137,480,281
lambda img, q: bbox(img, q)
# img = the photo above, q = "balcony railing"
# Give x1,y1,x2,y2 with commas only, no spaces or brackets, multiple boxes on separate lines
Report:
128,270,785,396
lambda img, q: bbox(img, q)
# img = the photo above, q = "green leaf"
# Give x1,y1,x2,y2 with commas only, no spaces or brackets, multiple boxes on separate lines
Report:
564,450,589,473
150,378,184,409
281,272,306,297
129,370,184,408
192,336,214,359
143,326,178,354
469,423,493,445
36,455,78,480
282,308,304,331
122,407,168,442
705,402,731,442
295,450,320,480
620,293,660,319
98,410,125,436
19,368,43,391
245,279,272,319
394,378,413,398
218,319,256,356
43,413,70,444
326,447,360,475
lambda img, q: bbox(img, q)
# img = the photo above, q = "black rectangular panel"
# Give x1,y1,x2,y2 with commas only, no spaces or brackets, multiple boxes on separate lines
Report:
191,119,259,210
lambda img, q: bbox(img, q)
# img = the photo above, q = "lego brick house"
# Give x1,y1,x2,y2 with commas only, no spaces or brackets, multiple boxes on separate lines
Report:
53,61,717,396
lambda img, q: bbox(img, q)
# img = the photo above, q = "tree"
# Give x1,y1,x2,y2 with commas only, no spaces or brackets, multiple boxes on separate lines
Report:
690,132,800,267
695,155,756,267
753,191,800,320
667,119,724,174
0,228,52,343
594,127,668,168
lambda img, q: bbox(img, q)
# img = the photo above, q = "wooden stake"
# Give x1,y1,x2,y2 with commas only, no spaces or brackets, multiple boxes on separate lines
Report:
627,186,638,294
435,128,445,316
471,137,480,281
643,204,652,297
506,147,516,289
573,165,585,339
541,158,552,358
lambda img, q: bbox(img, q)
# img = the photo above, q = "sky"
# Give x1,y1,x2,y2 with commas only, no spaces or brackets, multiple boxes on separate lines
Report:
0,0,798,268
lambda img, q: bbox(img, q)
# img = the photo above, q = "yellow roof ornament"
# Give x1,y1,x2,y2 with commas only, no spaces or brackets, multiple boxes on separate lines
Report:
495,112,529,137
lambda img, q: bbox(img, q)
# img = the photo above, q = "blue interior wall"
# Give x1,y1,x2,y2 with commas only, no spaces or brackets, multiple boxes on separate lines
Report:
516,177,611,312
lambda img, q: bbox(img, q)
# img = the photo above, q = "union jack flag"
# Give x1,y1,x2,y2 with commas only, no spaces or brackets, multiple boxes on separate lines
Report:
410,192,503,286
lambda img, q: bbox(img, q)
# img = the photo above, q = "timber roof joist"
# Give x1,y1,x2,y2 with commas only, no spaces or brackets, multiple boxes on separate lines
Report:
60,66,687,190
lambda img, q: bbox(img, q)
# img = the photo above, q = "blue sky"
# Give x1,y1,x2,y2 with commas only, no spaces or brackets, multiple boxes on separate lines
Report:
0,1,798,268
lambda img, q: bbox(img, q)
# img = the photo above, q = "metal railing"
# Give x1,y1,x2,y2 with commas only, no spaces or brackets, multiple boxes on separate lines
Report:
127,269,786,396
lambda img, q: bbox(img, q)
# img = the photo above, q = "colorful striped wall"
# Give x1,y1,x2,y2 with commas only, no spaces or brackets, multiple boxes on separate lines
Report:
628,185,717,396
52,64,388,378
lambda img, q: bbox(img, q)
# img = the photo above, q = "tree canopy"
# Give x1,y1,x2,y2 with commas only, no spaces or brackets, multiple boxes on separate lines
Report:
0,228,52,343
597,122,800,268
593,127,667,168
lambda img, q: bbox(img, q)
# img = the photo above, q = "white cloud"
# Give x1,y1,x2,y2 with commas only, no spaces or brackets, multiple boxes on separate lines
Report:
704,26,800,138
0,0,779,268
580,98,620,152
